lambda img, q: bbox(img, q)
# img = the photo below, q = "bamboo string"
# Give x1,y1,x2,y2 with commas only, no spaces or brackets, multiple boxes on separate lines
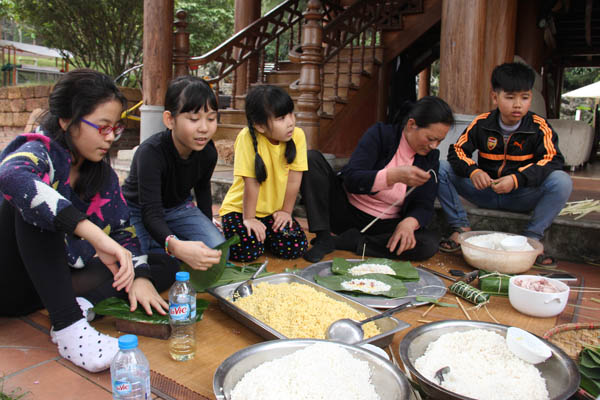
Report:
417,319,432,324
421,304,435,318
456,297,471,320
484,305,500,324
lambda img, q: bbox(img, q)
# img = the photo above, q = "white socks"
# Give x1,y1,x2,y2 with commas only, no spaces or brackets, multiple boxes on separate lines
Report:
50,297,95,344
54,318,118,373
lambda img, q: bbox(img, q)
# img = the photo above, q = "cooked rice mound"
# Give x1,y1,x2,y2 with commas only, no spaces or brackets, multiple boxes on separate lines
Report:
415,329,549,400
349,263,396,276
232,282,381,339
341,278,392,294
230,342,381,400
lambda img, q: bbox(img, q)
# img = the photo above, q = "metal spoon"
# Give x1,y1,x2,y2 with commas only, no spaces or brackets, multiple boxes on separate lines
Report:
232,259,268,301
326,301,417,344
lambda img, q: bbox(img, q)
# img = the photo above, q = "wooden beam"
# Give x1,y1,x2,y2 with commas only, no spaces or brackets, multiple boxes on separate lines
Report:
418,67,431,99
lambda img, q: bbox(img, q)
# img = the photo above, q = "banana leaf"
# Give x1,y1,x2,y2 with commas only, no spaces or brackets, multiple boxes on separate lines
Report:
415,296,458,308
315,273,407,298
181,234,240,292
92,297,209,324
579,375,600,398
331,257,419,281
207,263,273,288
479,270,512,296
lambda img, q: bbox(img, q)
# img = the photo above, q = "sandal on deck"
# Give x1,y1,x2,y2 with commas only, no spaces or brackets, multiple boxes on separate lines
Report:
438,227,469,253
534,253,557,268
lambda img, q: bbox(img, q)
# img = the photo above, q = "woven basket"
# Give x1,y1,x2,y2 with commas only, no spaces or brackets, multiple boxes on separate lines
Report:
543,322,600,360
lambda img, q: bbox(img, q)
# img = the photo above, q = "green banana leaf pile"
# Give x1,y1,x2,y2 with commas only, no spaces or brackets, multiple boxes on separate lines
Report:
93,297,209,324
579,345,600,397
479,270,512,296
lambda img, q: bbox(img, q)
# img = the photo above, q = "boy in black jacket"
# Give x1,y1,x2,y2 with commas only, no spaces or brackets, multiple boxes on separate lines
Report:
437,62,572,267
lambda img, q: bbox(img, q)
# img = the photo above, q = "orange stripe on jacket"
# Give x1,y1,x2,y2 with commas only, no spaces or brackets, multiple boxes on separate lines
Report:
532,116,557,166
518,163,533,172
479,152,534,161
454,113,491,166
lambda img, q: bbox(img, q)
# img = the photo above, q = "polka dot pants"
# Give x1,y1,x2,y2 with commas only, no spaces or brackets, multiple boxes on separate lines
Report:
221,212,308,262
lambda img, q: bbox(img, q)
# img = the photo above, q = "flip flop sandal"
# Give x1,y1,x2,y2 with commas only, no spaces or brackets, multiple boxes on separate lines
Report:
439,237,461,253
534,254,557,268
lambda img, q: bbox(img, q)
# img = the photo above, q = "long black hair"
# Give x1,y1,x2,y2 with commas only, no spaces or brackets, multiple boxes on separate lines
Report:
245,85,296,183
164,75,218,116
393,96,454,132
39,69,126,201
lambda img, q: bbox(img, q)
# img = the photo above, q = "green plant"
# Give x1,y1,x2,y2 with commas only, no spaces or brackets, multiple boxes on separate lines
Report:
0,378,29,400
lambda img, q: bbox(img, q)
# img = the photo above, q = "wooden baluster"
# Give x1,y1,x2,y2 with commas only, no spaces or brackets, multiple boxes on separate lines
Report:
296,0,324,149
371,27,377,64
335,52,341,103
246,53,251,94
347,35,353,88
215,80,221,108
173,10,190,77
259,49,264,83
275,36,280,70
320,62,325,114
232,69,238,109
360,29,366,74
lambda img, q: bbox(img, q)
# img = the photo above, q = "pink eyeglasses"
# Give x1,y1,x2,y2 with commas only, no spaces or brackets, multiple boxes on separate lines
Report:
81,118,125,141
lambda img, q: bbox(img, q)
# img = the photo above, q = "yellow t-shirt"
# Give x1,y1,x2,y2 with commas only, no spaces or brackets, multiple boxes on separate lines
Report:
219,127,308,218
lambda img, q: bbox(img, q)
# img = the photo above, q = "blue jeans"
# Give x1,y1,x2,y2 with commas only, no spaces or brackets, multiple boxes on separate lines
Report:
128,199,224,254
437,160,572,240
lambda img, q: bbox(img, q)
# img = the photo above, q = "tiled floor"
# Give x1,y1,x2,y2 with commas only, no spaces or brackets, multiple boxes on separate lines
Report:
1,208,598,399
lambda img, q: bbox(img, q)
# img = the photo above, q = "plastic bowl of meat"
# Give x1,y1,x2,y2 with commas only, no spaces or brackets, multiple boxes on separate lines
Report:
508,275,570,317
457,231,543,274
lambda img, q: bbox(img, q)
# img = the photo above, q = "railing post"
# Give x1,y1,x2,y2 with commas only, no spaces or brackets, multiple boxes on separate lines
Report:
296,0,324,150
173,9,190,77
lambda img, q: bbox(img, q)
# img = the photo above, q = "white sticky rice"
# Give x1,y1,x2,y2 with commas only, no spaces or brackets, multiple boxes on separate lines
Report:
349,263,396,276
415,329,549,400
466,233,534,251
230,342,380,400
341,278,391,294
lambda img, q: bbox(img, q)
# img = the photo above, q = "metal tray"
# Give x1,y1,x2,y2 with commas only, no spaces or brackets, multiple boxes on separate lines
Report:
399,320,580,400
299,260,447,309
206,273,410,348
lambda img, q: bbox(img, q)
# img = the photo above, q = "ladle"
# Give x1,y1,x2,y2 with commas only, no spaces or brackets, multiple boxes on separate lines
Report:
232,259,268,300
326,301,417,344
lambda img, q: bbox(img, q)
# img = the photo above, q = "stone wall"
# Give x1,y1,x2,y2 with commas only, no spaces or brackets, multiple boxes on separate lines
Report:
0,85,141,156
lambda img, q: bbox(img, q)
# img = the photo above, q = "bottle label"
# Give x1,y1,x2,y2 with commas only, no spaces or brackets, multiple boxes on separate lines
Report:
169,303,190,320
113,380,132,395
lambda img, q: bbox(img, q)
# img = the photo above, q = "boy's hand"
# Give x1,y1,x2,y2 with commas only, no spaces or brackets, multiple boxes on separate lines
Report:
471,170,493,190
243,218,267,242
272,210,293,232
491,176,515,194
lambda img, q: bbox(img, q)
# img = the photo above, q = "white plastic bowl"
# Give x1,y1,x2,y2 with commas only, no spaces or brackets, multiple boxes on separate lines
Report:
509,275,570,317
500,235,529,251
458,231,543,274
506,327,552,364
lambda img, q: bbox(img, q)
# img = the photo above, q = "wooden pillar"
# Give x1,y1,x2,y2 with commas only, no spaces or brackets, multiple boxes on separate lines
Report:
296,0,323,149
515,0,545,73
234,0,261,102
418,67,431,99
173,10,190,77
439,0,517,114
141,0,173,143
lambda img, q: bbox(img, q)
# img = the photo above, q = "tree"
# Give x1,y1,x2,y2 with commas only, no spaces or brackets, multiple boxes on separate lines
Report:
175,0,234,57
12,0,143,78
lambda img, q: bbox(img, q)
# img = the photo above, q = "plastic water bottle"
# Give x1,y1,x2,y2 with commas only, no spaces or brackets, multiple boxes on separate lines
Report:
168,271,196,361
110,334,151,399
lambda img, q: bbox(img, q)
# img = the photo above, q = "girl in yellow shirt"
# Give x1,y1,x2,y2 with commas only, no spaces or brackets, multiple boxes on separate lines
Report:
219,85,308,261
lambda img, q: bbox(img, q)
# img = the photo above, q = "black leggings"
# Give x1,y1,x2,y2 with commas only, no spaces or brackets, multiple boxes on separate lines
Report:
0,200,179,330
300,150,439,261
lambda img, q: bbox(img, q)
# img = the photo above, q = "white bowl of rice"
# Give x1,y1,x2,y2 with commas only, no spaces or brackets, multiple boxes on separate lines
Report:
213,339,413,400
458,231,543,274
509,275,570,317
399,320,580,400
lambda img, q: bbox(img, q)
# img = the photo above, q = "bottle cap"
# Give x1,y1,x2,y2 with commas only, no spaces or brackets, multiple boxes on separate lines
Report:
118,334,138,350
176,271,190,282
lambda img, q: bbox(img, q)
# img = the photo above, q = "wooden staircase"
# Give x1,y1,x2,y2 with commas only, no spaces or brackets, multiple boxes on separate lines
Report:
184,0,443,161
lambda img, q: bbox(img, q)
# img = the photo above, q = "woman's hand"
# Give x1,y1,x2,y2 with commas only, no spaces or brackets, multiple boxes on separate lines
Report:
128,277,169,315
491,175,515,194
387,166,431,187
169,239,222,271
387,217,419,255
74,219,134,292
243,218,267,242
272,210,293,232
471,170,493,190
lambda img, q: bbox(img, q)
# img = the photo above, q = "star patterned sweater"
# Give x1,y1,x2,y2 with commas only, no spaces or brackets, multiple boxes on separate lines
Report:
0,133,151,277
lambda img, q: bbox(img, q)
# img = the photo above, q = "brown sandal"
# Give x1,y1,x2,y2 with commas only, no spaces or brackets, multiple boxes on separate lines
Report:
439,227,468,253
